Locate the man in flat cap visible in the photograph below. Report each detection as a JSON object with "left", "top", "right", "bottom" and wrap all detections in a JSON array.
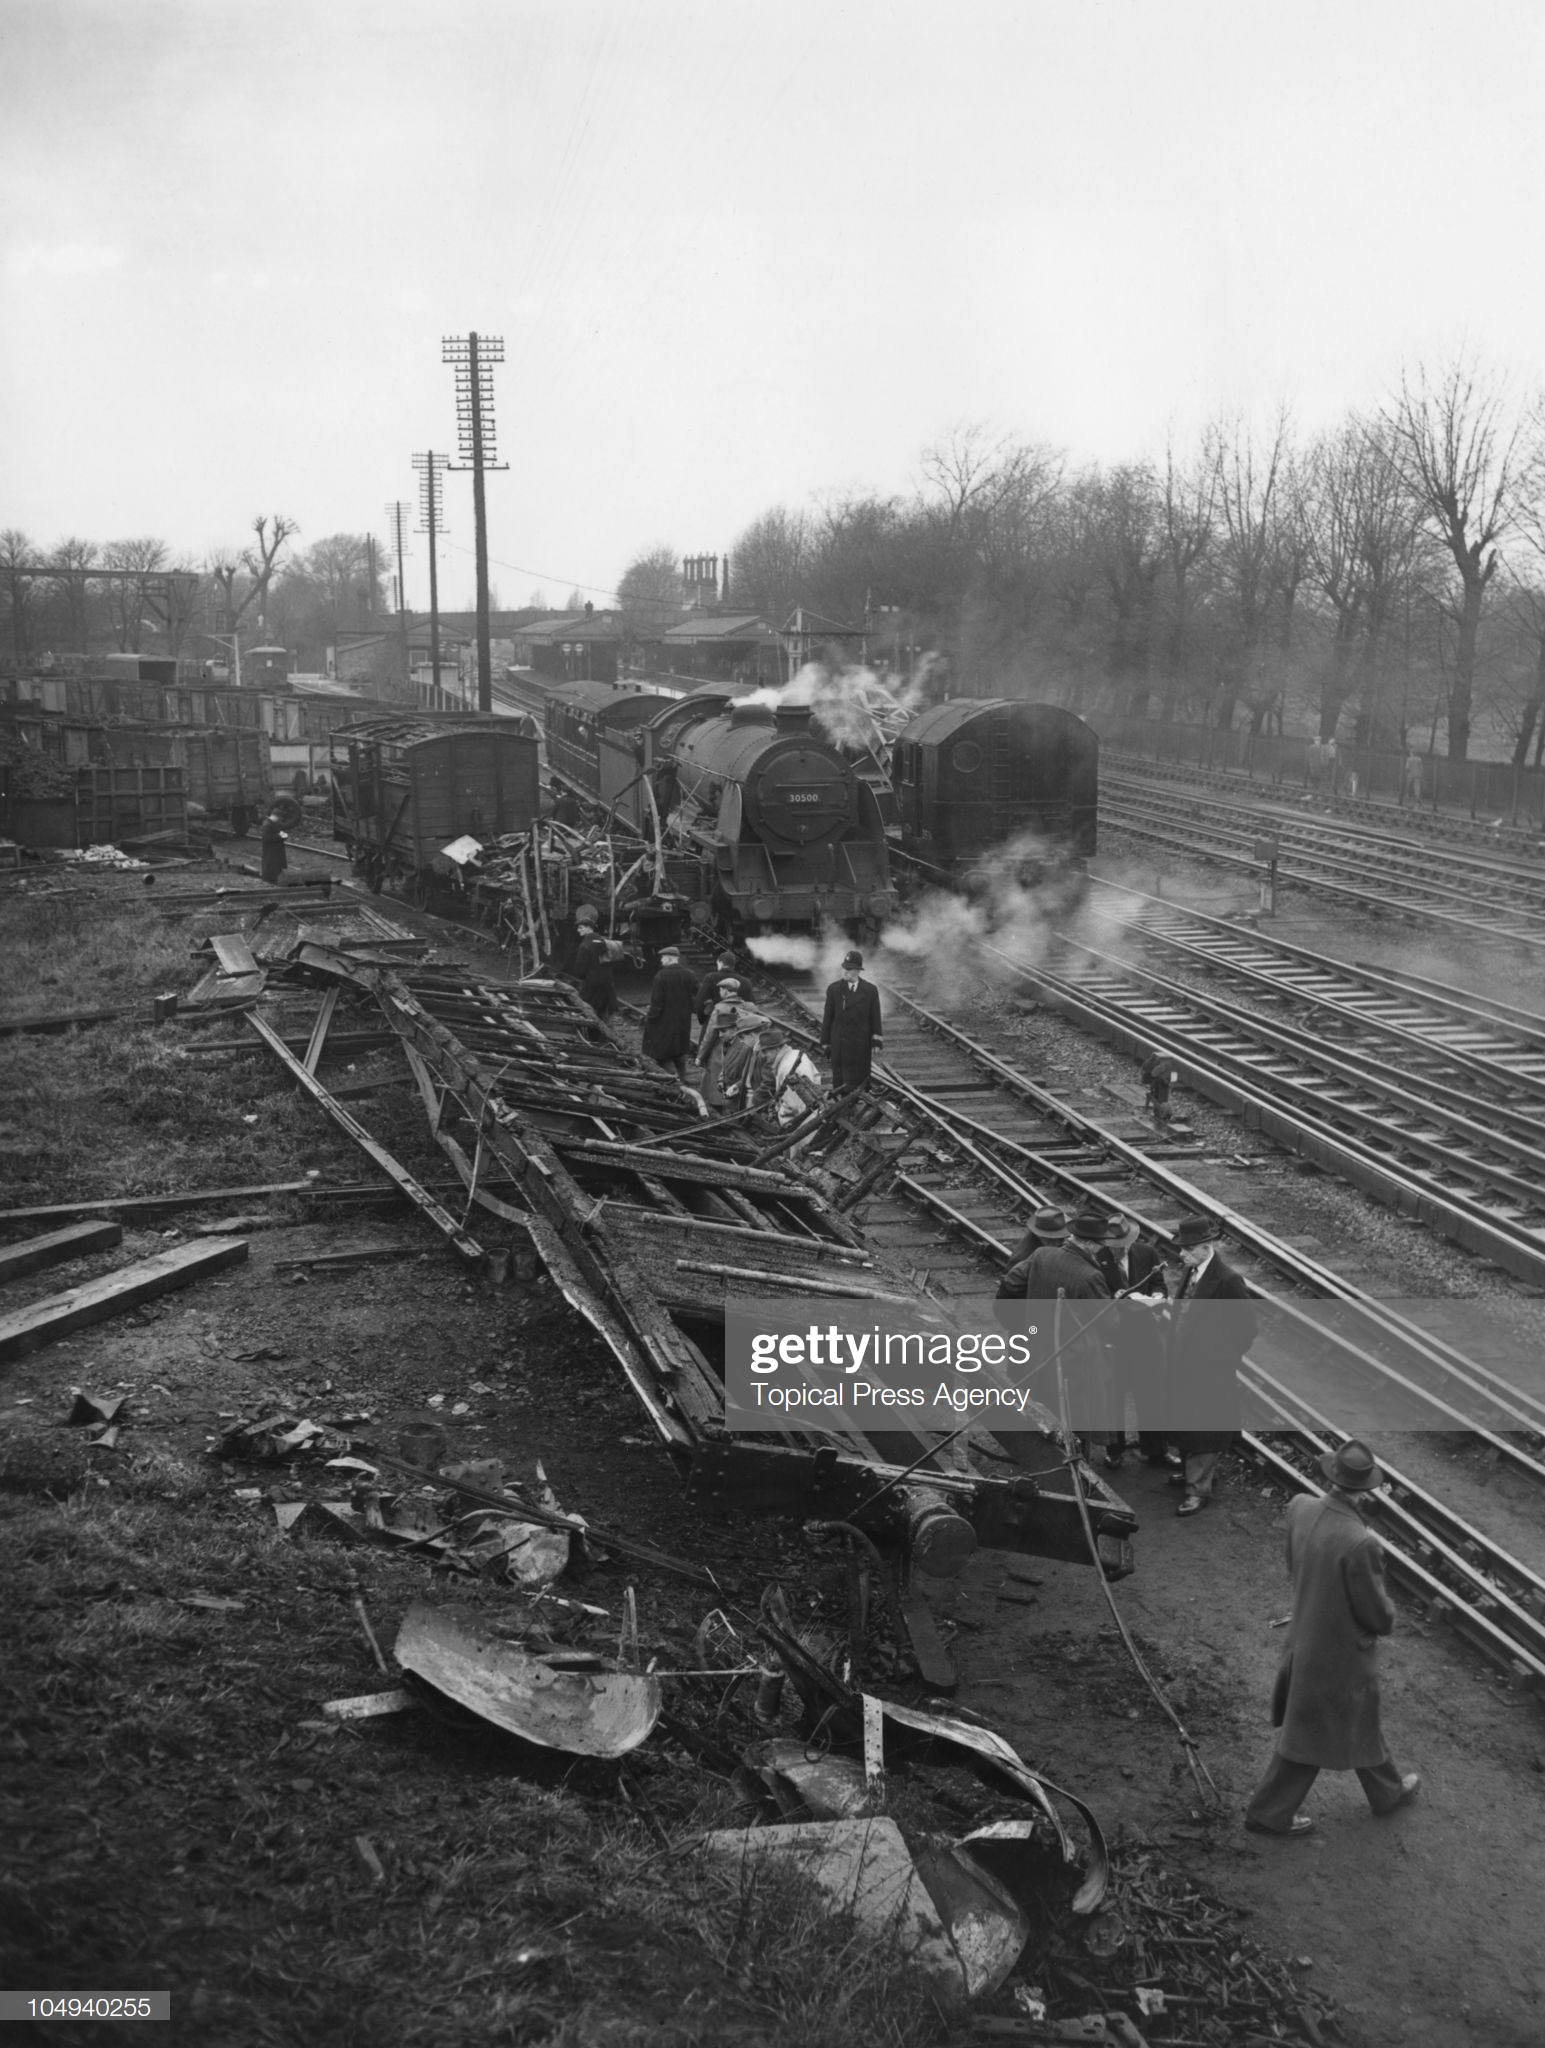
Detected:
[
  {"left": 693, "top": 949, "right": 740, "bottom": 1053},
  {"left": 1244, "top": 1440, "right": 1419, "bottom": 1837},
  {"left": 1167, "top": 1216, "right": 1256, "bottom": 1517},
  {"left": 641, "top": 943, "right": 697, "bottom": 1081},
  {"left": 559, "top": 902, "right": 603, "bottom": 985},
  {"left": 820, "top": 949, "right": 884, "bottom": 1092}
]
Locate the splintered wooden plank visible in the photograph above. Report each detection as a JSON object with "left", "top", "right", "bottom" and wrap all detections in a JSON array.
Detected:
[
  {"left": 245, "top": 1013, "right": 485, "bottom": 1266},
  {"left": 0, "top": 1237, "right": 248, "bottom": 1362},
  {"left": 185, "top": 966, "right": 266, "bottom": 1008},
  {"left": 303, "top": 987, "right": 340, "bottom": 1075},
  {"left": 0, "top": 1219, "right": 123, "bottom": 1287},
  {"left": 0, "top": 1181, "right": 318, "bottom": 1228},
  {"left": 210, "top": 934, "right": 260, "bottom": 976}
]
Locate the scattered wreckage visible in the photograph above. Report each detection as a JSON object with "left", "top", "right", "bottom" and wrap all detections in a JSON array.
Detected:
[{"left": 249, "top": 943, "right": 1137, "bottom": 1614}]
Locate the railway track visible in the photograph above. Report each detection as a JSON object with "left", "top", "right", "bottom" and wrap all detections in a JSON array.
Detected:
[
  {"left": 261, "top": 851, "right": 1545, "bottom": 1705},
  {"left": 1011, "top": 902, "right": 1545, "bottom": 1289},
  {"left": 1101, "top": 773, "right": 1545, "bottom": 948},
  {"left": 726, "top": 951, "right": 1545, "bottom": 1703},
  {"left": 1104, "top": 746, "right": 1545, "bottom": 859}
]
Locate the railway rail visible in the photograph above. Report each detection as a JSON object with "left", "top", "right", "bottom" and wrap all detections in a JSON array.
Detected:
[
  {"left": 240, "top": 845, "right": 1545, "bottom": 1703},
  {"left": 726, "top": 950, "right": 1545, "bottom": 1701},
  {"left": 1013, "top": 912, "right": 1545, "bottom": 1290},
  {"left": 1104, "top": 745, "right": 1545, "bottom": 859},
  {"left": 1101, "top": 772, "right": 1545, "bottom": 949}
]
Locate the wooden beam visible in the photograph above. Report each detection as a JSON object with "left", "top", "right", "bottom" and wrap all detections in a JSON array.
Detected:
[
  {"left": 0, "top": 1180, "right": 320, "bottom": 1227},
  {"left": 245, "top": 1013, "right": 485, "bottom": 1266},
  {"left": 0, "top": 1238, "right": 248, "bottom": 1363},
  {"left": 0, "top": 1220, "right": 123, "bottom": 1287},
  {"left": 179, "top": 1030, "right": 394, "bottom": 1057},
  {"left": 303, "top": 987, "right": 340, "bottom": 1075}
]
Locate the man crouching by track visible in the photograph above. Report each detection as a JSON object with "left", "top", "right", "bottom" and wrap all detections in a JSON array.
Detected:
[
  {"left": 994, "top": 1207, "right": 1115, "bottom": 1459},
  {"left": 1244, "top": 1440, "right": 1420, "bottom": 1837}
]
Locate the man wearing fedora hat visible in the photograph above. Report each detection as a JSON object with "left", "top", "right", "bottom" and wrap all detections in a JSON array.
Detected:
[
  {"left": 1167, "top": 1217, "right": 1255, "bottom": 1516},
  {"left": 820, "top": 950, "right": 884, "bottom": 1092},
  {"left": 1244, "top": 1441, "right": 1419, "bottom": 1836},
  {"left": 1097, "top": 1215, "right": 1171, "bottom": 1469}
]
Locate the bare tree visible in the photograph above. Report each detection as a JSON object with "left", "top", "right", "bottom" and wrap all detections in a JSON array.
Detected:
[
  {"left": 1384, "top": 358, "right": 1529, "bottom": 758},
  {"left": 1089, "top": 464, "right": 1163, "bottom": 715},
  {"left": 100, "top": 537, "right": 168, "bottom": 650},
  {"left": 209, "top": 513, "right": 298, "bottom": 643},
  {"left": 729, "top": 506, "right": 810, "bottom": 618},
  {"left": 1157, "top": 440, "right": 1217, "bottom": 719},
  {"left": 0, "top": 527, "right": 37, "bottom": 662},
  {"left": 44, "top": 536, "right": 97, "bottom": 651},
  {"left": 616, "top": 545, "right": 682, "bottom": 638},
  {"left": 1210, "top": 407, "right": 1293, "bottom": 729}
]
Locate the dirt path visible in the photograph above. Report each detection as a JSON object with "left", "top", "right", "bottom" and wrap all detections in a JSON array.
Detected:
[{"left": 935, "top": 1450, "right": 1545, "bottom": 2047}]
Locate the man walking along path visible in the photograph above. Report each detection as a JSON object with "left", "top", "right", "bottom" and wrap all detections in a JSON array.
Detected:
[
  {"left": 1245, "top": 1440, "right": 1420, "bottom": 1837},
  {"left": 820, "top": 949, "right": 883, "bottom": 1091}
]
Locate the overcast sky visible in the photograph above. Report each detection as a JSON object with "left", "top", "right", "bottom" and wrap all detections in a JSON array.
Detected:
[{"left": 4, "top": 0, "right": 1542, "bottom": 613}]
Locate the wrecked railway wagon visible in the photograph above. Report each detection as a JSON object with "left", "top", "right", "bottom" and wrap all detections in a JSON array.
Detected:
[
  {"left": 295, "top": 943, "right": 1138, "bottom": 1588},
  {"left": 330, "top": 714, "right": 542, "bottom": 895}
]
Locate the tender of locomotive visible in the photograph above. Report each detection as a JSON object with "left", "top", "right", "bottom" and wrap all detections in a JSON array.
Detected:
[
  {"left": 891, "top": 698, "right": 1098, "bottom": 888},
  {"left": 330, "top": 713, "right": 542, "bottom": 895},
  {"left": 662, "top": 698, "right": 896, "bottom": 936}
]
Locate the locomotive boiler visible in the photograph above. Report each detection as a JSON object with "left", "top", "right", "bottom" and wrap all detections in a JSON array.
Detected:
[{"left": 666, "top": 699, "right": 895, "bottom": 935}]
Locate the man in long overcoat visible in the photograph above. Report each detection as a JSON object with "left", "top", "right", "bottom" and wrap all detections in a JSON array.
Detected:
[
  {"left": 640, "top": 944, "right": 696, "bottom": 1080},
  {"left": 1096, "top": 1216, "right": 1170, "bottom": 1469},
  {"left": 996, "top": 1208, "right": 1113, "bottom": 1448},
  {"left": 820, "top": 950, "right": 883, "bottom": 1092},
  {"left": 1245, "top": 1440, "right": 1420, "bottom": 1836},
  {"left": 259, "top": 810, "right": 288, "bottom": 885},
  {"left": 1165, "top": 1216, "right": 1256, "bottom": 1517}
]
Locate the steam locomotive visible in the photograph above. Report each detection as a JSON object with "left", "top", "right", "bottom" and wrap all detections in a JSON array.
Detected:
[
  {"left": 502, "top": 670, "right": 894, "bottom": 937},
  {"left": 498, "top": 665, "right": 1095, "bottom": 937},
  {"left": 665, "top": 698, "right": 896, "bottom": 933}
]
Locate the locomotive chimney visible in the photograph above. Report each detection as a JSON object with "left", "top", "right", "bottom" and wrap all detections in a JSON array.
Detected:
[{"left": 773, "top": 703, "right": 813, "bottom": 729}]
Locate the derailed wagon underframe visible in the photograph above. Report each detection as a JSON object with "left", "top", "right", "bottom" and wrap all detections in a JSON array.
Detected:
[{"left": 298, "top": 946, "right": 1136, "bottom": 1576}]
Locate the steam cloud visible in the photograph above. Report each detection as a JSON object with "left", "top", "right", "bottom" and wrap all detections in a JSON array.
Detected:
[{"left": 742, "top": 658, "right": 938, "bottom": 755}]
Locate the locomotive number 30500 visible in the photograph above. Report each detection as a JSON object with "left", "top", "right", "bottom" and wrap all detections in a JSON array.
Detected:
[{"left": 785, "top": 792, "right": 821, "bottom": 803}]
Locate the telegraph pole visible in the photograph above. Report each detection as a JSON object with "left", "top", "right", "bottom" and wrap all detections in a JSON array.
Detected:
[
  {"left": 442, "top": 331, "right": 507, "bottom": 713},
  {"left": 411, "top": 454, "right": 447, "bottom": 710},
  {"left": 385, "top": 499, "right": 411, "bottom": 698}
]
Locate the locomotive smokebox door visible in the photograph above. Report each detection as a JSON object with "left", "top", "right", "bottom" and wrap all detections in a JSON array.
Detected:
[{"left": 758, "top": 748, "right": 850, "bottom": 846}]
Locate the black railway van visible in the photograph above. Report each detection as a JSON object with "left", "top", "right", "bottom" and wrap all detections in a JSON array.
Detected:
[
  {"left": 543, "top": 680, "right": 677, "bottom": 796},
  {"left": 331, "top": 714, "right": 541, "bottom": 889},
  {"left": 892, "top": 698, "right": 1098, "bottom": 883}
]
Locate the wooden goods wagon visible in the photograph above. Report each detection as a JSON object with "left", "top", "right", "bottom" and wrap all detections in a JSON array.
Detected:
[{"left": 330, "top": 713, "right": 542, "bottom": 895}]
